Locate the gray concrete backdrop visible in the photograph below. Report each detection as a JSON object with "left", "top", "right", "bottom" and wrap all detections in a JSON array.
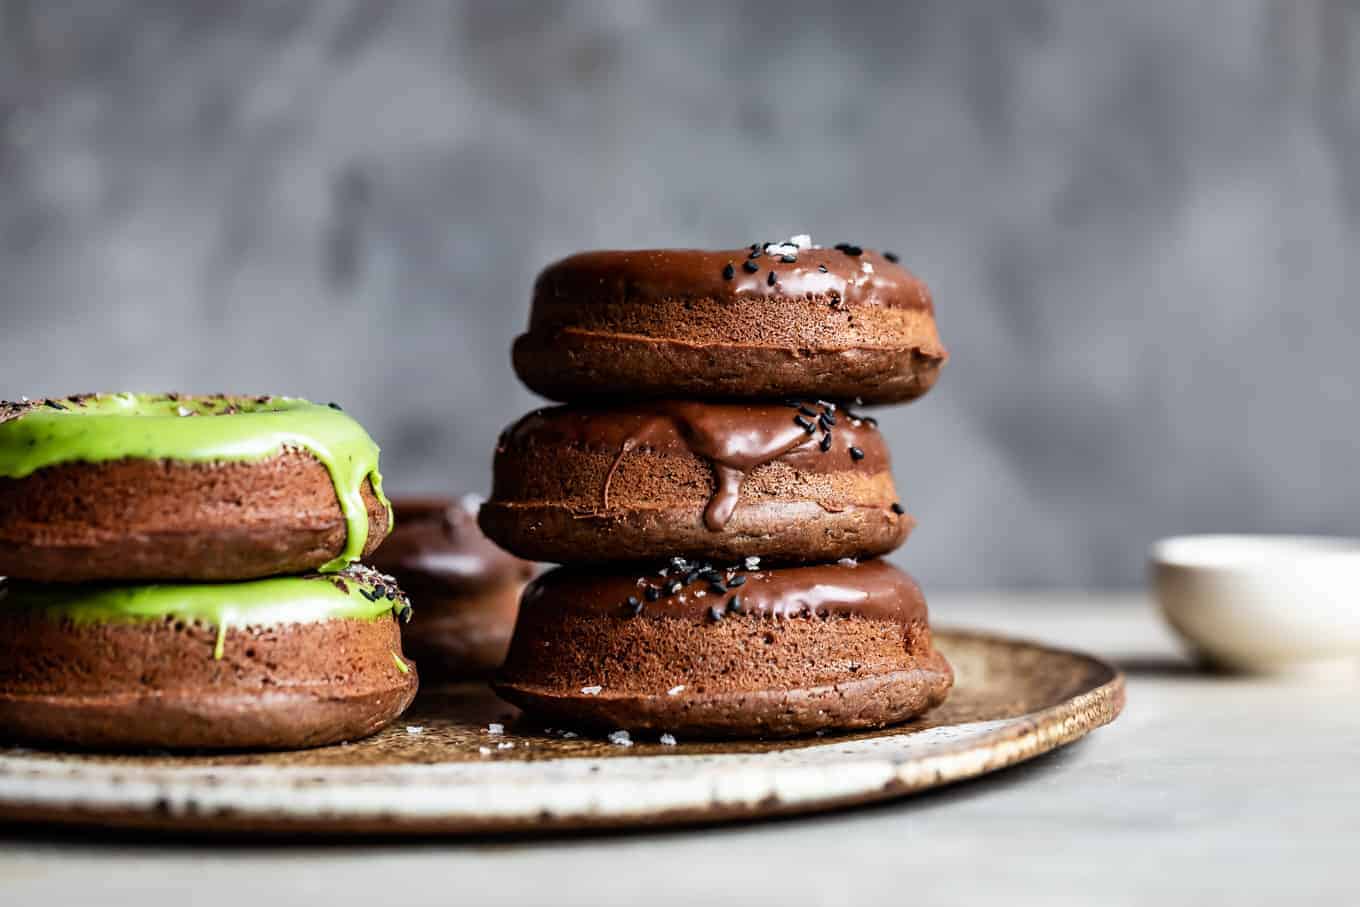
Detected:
[{"left": 1, "top": 1, "right": 1357, "bottom": 589}]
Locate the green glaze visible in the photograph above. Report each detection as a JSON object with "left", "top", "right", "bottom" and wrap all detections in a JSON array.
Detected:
[
  {"left": 0, "top": 571, "right": 409, "bottom": 660},
  {"left": 0, "top": 573, "right": 404, "bottom": 627},
  {"left": 0, "top": 393, "right": 390, "bottom": 572}
]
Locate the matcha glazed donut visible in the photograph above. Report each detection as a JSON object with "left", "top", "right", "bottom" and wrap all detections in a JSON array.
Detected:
[
  {"left": 0, "top": 565, "right": 418, "bottom": 751},
  {"left": 0, "top": 393, "right": 392, "bottom": 583}
]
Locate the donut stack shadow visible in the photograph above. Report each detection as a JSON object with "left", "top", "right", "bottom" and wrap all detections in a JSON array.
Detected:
[
  {"left": 480, "top": 239, "right": 954, "bottom": 738},
  {"left": 0, "top": 394, "right": 418, "bottom": 751}
]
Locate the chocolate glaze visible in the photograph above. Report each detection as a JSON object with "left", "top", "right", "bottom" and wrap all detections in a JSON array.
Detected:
[
  {"left": 531, "top": 247, "right": 932, "bottom": 324},
  {"left": 520, "top": 559, "right": 927, "bottom": 625},
  {"left": 499, "top": 400, "right": 887, "bottom": 531},
  {"left": 370, "top": 496, "right": 534, "bottom": 596}
]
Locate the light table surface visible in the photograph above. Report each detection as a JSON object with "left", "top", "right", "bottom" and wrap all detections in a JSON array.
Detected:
[{"left": 2, "top": 594, "right": 1355, "bottom": 907}]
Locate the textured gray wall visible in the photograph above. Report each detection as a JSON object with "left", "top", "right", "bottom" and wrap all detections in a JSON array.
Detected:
[{"left": 2, "top": 1, "right": 1358, "bottom": 589}]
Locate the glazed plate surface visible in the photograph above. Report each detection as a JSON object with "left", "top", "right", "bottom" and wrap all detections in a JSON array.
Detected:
[{"left": 0, "top": 629, "right": 1123, "bottom": 834}]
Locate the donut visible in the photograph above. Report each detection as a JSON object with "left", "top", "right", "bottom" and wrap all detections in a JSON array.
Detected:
[
  {"left": 369, "top": 496, "right": 537, "bottom": 679},
  {"left": 494, "top": 558, "right": 952, "bottom": 738},
  {"left": 512, "top": 239, "right": 946, "bottom": 404},
  {"left": 479, "top": 399, "right": 910, "bottom": 565},
  {"left": 0, "top": 565, "right": 417, "bottom": 750},
  {"left": 0, "top": 394, "right": 391, "bottom": 583}
]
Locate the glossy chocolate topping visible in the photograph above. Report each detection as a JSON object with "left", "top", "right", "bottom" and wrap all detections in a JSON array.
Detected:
[
  {"left": 521, "top": 558, "right": 927, "bottom": 625},
  {"left": 497, "top": 400, "right": 888, "bottom": 531},
  {"left": 370, "top": 496, "right": 534, "bottom": 595},
  {"left": 530, "top": 244, "right": 932, "bottom": 323}
]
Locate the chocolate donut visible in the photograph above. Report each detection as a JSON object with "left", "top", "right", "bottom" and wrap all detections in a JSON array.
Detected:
[
  {"left": 0, "top": 394, "right": 392, "bottom": 582},
  {"left": 513, "top": 239, "right": 946, "bottom": 404},
  {"left": 479, "top": 399, "right": 910, "bottom": 564},
  {"left": 370, "top": 496, "right": 537, "bottom": 679},
  {"left": 0, "top": 566, "right": 417, "bottom": 751},
  {"left": 495, "top": 558, "right": 952, "bottom": 738}
]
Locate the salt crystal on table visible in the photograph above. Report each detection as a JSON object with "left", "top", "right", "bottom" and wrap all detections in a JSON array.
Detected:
[
  {"left": 405, "top": 725, "right": 425, "bottom": 736},
  {"left": 667, "top": 685, "right": 685, "bottom": 696},
  {"left": 581, "top": 685, "right": 603, "bottom": 695},
  {"left": 487, "top": 722, "right": 504, "bottom": 736},
  {"left": 608, "top": 730, "right": 633, "bottom": 747},
  {"left": 659, "top": 734, "right": 678, "bottom": 746}
]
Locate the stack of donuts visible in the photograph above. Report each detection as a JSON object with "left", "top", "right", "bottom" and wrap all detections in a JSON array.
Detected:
[
  {"left": 481, "top": 237, "right": 954, "bottom": 738},
  {"left": 0, "top": 394, "right": 418, "bottom": 751}
]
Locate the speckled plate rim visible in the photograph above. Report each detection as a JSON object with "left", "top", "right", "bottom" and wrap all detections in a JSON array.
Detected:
[{"left": 0, "top": 629, "right": 1125, "bottom": 836}]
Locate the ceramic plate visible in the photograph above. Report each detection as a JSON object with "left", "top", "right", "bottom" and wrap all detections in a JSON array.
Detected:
[{"left": 0, "top": 629, "right": 1124, "bottom": 835}]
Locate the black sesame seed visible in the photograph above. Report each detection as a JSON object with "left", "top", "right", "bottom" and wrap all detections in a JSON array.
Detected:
[
  {"left": 722, "top": 262, "right": 735, "bottom": 280},
  {"left": 625, "top": 596, "right": 644, "bottom": 616},
  {"left": 727, "top": 596, "right": 743, "bottom": 613},
  {"left": 667, "top": 581, "right": 683, "bottom": 595},
  {"left": 793, "top": 414, "right": 814, "bottom": 432},
  {"left": 749, "top": 243, "right": 759, "bottom": 252},
  {"left": 743, "top": 259, "right": 759, "bottom": 273},
  {"left": 819, "top": 412, "right": 836, "bottom": 428},
  {"left": 767, "top": 271, "right": 777, "bottom": 286},
  {"left": 891, "top": 502, "right": 905, "bottom": 515},
  {"left": 780, "top": 253, "right": 796, "bottom": 263},
  {"left": 797, "top": 404, "right": 817, "bottom": 417},
  {"left": 644, "top": 585, "right": 661, "bottom": 602},
  {"left": 708, "top": 605, "right": 725, "bottom": 622},
  {"left": 818, "top": 264, "right": 828, "bottom": 273},
  {"left": 819, "top": 432, "right": 833, "bottom": 452},
  {"left": 884, "top": 251, "right": 899, "bottom": 262},
  {"left": 817, "top": 400, "right": 837, "bottom": 412},
  {"left": 44, "top": 400, "right": 66, "bottom": 410},
  {"left": 849, "top": 446, "right": 865, "bottom": 461},
  {"left": 708, "top": 582, "right": 726, "bottom": 595}
]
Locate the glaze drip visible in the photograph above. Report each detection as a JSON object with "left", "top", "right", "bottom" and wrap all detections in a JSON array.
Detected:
[{"left": 508, "top": 400, "right": 886, "bottom": 533}]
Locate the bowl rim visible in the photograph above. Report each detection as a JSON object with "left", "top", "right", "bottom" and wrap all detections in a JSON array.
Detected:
[{"left": 1150, "top": 533, "right": 1360, "bottom": 572}]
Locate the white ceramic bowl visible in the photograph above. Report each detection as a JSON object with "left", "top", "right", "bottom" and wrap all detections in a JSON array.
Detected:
[{"left": 1150, "top": 534, "right": 1360, "bottom": 674}]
